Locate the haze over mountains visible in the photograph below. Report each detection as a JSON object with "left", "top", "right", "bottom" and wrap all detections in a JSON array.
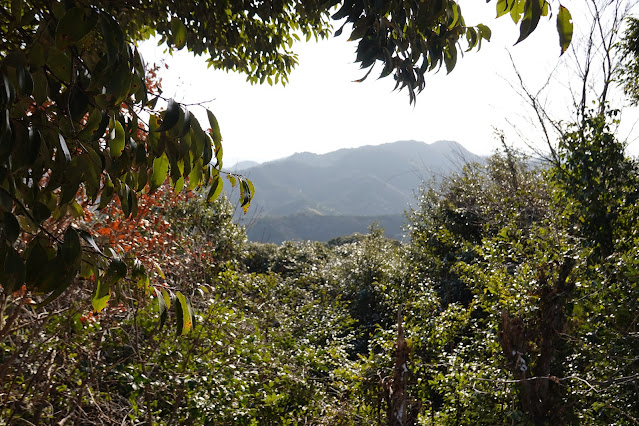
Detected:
[{"left": 229, "top": 140, "right": 482, "bottom": 243}]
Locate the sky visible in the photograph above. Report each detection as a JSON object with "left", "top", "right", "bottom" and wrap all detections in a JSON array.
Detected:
[{"left": 139, "top": 1, "right": 639, "bottom": 166}]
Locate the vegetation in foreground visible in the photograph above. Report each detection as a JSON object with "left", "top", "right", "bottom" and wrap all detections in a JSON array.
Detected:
[{"left": 1, "top": 105, "right": 638, "bottom": 424}]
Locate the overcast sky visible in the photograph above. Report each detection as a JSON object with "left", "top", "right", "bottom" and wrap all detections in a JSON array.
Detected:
[{"left": 139, "top": 0, "right": 639, "bottom": 166}]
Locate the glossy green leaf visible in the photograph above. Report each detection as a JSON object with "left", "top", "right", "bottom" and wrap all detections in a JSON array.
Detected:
[
  {"left": 2, "top": 211, "right": 20, "bottom": 244},
  {"left": 187, "top": 158, "right": 203, "bottom": 190},
  {"left": 58, "top": 133, "right": 71, "bottom": 164},
  {"left": 109, "top": 120, "right": 125, "bottom": 157},
  {"left": 171, "top": 18, "right": 187, "bottom": 50},
  {"left": 175, "top": 291, "right": 193, "bottom": 336},
  {"left": 477, "top": 24, "right": 492, "bottom": 42},
  {"left": 69, "top": 86, "right": 89, "bottom": 121},
  {"left": 27, "top": 126, "right": 42, "bottom": 164},
  {"left": 46, "top": 51, "right": 72, "bottom": 79},
  {"left": 25, "top": 238, "right": 49, "bottom": 288},
  {"left": 61, "top": 227, "right": 82, "bottom": 266},
  {"left": 509, "top": 0, "right": 526, "bottom": 24},
  {"left": 28, "top": 42, "right": 45, "bottom": 68},
  {"left": 91, "top": 111, "right": 109, "bottom": 141},
  {"left": 32, "top": 201, "right": 51, "bottom": 224},
  {"left": 155, "top": 99, "right": 180, "bottom": 132},
  {"left": 239, "top": 177, "right": 255, "bottom": 214},
  {"left": 207, "top": 172, "right": 223, "bottom": 201},
  {"left": 55, "top": 7, "right": 98, "bottom": 50},
  {"left": 150, "top": 153, "right": 170, "bottom": 191},
  {"left": 78, "top": 229, "right": 103, "bottom": 255},
  {"left": 557, "top": 5, "right": 573, "bottom": 55},
  {"left": 515, "top": 0, "right": 542, "bottom": 45},
  {"left": 206, "top": 109, "right": 222, "bottom": 145},
  {"left": 98, "top": 174, "right": 114, "bottom": 210},
  {"left": 92, "top": 257, "right": 127, "bottom": 313},
  {"left": 99, "top": 14, "right": 124, "bottom": 66},
  {"left": 496, "top": 0, "right": 511, "bottom": 18},
  {"left": 107, "top": 61, "right": 133, "bottom": 105},
  {"left": 92, "top": 275, "right": 110, "bottom": 313},
  {"left": 16, "top": 64, "right": 33, "bottom": 96},
  {"left": 31, "top": 69, "right": 48, "bottom": 104}
]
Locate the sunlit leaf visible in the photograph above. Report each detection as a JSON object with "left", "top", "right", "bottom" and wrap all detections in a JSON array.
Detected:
[
  {"left": 171, "top": 18, "right": 187, "bottom": 50},
  {"left": 175, "top": 291, "right": 193, "bottom": 336},
  {"left": 109, "top": 120, "right": 125, "bottom": 157},
  {"left": 557, "top": 5, "right": 573, "bottom": 55},
  {"left": 150, "top": 153, "right": 170, "bottom": 191}
]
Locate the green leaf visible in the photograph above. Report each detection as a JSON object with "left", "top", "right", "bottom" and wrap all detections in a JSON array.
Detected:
[
  {"left": 207, "top": 172, "right": 223, "bottom": 201},
  {"left": 239, "top": 178, "right": 255, "bottom": 214},
  {"left": 509, "top": 0, "right": 526, "bottom": 24},
  {"left": 92, "top": 257, "right": 127, "bottom": 313},
  {"left": 55, "top": 7, "right": 98, "bottom": 50},
  {"left": 515, "top": 0, "right": 542, "bottom": 44},
  {"left": 28, "top": 43, "right": 45, "bottom": 69},
  {"left": 47, "top": 51, "right": 72, "bottom": 79},
  {"left": 109, "top": 120, "right": 125, "bottom": 157},
  {"left": 17, "top": 64, "right": 33, "bottom": 96},
  {"left": 2, "top": 211, "right": 20, "bottom": 244},
  {"left": 496, "top": 0, "right": 511, "bottom": 18},
  {"left": 477, "top": 24, "right": 492, "bottom": 42},
  {"left": 444, "top": 42, "right": 457, "bottom": 74},
  {"left": 32, "top": 201, "right": 51, "bottom": 224},
  {"left": 78, "top": 229, "right": 103, "bottom": 255},
  {"left": 171, "top": 18, "right": 187, "bottom": 50},
  {"left": 150, "top": 153, "right": 170, "bottom": 191},
  {"left": 91, "top": 111, "right": 110, "bottom": 141},
  {"left": 175, "top": 291, "right": 193, "bottom": 336},
  {"left": 206, "top": 109, "right": 222, "bottom": 146},
  {"left": 98, "top": 174, "right": 114, "bottom": 209},
  {"left": 99, "top": 14, "right": 124, "bottom": 66},
  {"left": 31, "top": 69, "right": 48, "bottom": 104},
  {"left": 155, "top": 99, "right": 180, "bottom": 132},
  {"left": 187, "top": 158, "right": 203, "bottom": 190},
  {"left": 155, "top": 287, "right": 169, "bottom": 330},
  {"left": 58, "top": 133, "right": 71, "bottom": 164},
  {"left": 92, "top": 275, "right": 110, "bottom": 313},
  {"left": 2, "top": 245, "right": 25, "bottom": 293},
  {"left": 557, "top": 5, "right": 573, "bottom": 55},
  {"left": 27, "top": 126, "right": 42, "bottom": 164},
  {"left": 61, "top": 227, "right": 82, "bottom": 266},
  {"left": 25, "top": 238, "right": 49, "bottom": 288},
  {"left": 107, "top": 61, "right": 133, "bottom": 105}
]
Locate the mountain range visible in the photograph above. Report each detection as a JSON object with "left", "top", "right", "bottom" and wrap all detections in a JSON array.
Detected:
[{"left": 229, "top": 140, "right": 482, "bottom": 243}]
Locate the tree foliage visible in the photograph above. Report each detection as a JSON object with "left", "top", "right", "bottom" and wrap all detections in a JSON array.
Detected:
[{"left": 0, "top": 1, "right": 258, "bottom": 319}]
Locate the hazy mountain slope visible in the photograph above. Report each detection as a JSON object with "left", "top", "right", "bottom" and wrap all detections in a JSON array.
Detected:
[{"left": 235, "top": 140, "right": 480, "bottom": 217}]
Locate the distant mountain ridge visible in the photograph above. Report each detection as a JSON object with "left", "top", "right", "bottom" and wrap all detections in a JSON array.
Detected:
[{"left": 234, "top": 140, "right": 481, "bottom": 219}]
